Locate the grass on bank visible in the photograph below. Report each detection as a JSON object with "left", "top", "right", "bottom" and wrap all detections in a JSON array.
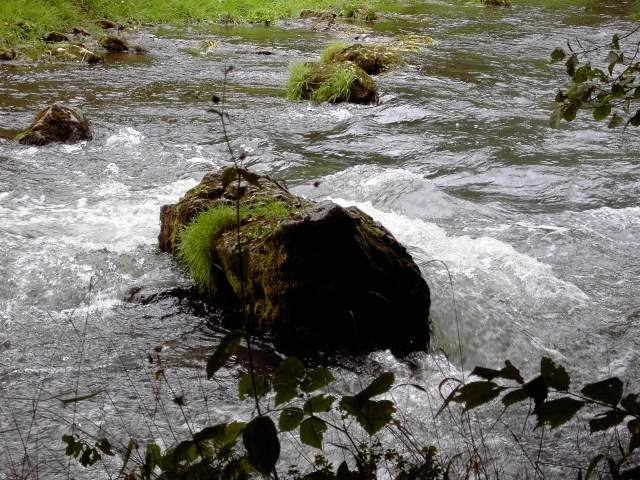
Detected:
[{"left": 0, "top": 0, "right": 377, "bottom": 50}]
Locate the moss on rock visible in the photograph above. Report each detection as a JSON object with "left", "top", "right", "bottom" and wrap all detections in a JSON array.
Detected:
[
  {"left": 286, "top": 61, "right": 378, "bottom": 104},
  {"left": 321, "top": 42, "right": 399, "bottom": 75}
]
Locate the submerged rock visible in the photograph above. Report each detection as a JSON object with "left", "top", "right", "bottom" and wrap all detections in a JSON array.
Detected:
[
  {"left": 287, "top": 61, "right": 378, "bottom": 104},
  {"left": 99, "top": 35, "right": 128, "bottom": 53},
  {"left": 16, "top": 103, "right": 91, "bottom": 146},
  {"left": 159, "top": 168, "right": 430, "bottom": 356},
  {"left": 323, "top": 43, "right": 399, "bottom": 75}
]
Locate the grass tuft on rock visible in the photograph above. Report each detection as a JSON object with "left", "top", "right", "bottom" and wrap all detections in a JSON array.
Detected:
[
  {"left": 321, "top": 42, "right": 400, "bottom": 74},
  {"left": 320, "top": 41, "right": 348, "bottom": 63},
  {"left": 177, "top": 204, "right": 236, "bottom": 293},
  {"left": 287, "top": 61, "right": 377, "bottom": 103}
]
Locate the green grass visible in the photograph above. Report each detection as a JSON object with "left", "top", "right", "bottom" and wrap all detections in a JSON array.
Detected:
[
  {"left": 0, "top": 0, "right": 378, "bottom": 50},
  {"left": 177, "top": 200, "right": 295, "bottom": 292},
  {"left": 320, "top": 41, "right": 348, "bottom": 63},
  {"left": 287, "top": 62, "right": 360, "bottom": 102}
]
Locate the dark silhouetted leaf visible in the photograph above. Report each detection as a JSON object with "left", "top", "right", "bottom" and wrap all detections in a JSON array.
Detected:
[
  {"left": 303, "top": 394, "right": 335, "bottom": 414},
  {"left": 95, "top": 438, "right": 114, "bottom": 456},
  {"left": 143, "top": 443, "right": 162, "bottom": 477},
  {"left": 301, "top": 368, "right": 335, "bottom": 393},
  {"left": 581, "top": 377, "right": 623, "bottom": 406},
  {"left": 524, "top": 376, "right": 548, "bottom": 406},
  {"left": 193, "top": 423, "right": 226, "bottom": 443},
  {"left": 535, "top": 397, "right": 584, "bottom": 429},
  {"left": 472, "top": 360, "right": 523, "bottom": 384},
  {"left": 238, "top": 373, "right": 271, "bottom": 400},
  {"left": 502, "top": 388, "right": 529, "bottom": 408},
  {"left": 273, "top": 357, "right": 305, "bottom": 406},
  {"left": 622, "top": 393, "right": 640, "bottom": 415},
  {"left": 451, "top": 381, "right": 504, "bottom": 411},
  {"left": 551, "top": 47, "right": 566, "bottom": 63},
  {"left": 589, "top": 411, "right": 627, "bottom": 433},
  {"left": 279, "top": 407, "right": 304, "bottom": 432},
  {"left": 300, "top": 417, "right": 327, "bottom": 449},
  {"left": 541, "top": 357, "right": 570, "bottom": 391},
  {"left": 628, "top": 110, "right": 640, "bottom": 127},
  {"left": 340, "top": 396, "right": 396, "bottom": 435},
  {"left": 357, "top": 372, "right": 395, "bottom": 400},
  {"left": 611, "top": 34, "right": 620, "bottom": 50},
  {"left": 628, "top": 418, "right": 640, "bottom": 435},
  {"left": 629, "top": 433, "right": 640, "bottom": 453},
  {"left": 243, "top": 416, "right": 280, "bottom": 474},
  {"left": 337, "top": 461, "right": 358, "bottom": 480},
  {"left": 585, "top": 454, "right": 604, "bottom": 480},
  {"left": 207, "top": 330, "right": 243, "bottom": 379},
  {"left": 174, "top": 440, "right": 197, "bottom": 463}
]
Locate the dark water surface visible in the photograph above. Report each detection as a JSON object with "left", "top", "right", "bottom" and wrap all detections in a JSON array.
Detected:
[{"left": 1, "top": 1, "right": 639, "bottom": 478}]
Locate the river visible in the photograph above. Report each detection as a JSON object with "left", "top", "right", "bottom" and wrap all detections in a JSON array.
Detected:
[{"left": 1, "top": 1, "right": 639, "bottom": 478}]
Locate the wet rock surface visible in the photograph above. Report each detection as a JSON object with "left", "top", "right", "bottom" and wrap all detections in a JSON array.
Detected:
[{"left": 16, "top": 103, "right": 92, "bottom": 146}]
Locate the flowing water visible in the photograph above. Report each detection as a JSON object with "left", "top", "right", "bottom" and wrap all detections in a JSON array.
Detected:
[{"left": 1, "top": 1, "right": 639, "bottom": 478}]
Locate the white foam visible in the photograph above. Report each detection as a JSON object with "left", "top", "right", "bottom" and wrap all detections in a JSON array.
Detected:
[{"left": 105, "top": 127, "right": 144, "bottom": 148}]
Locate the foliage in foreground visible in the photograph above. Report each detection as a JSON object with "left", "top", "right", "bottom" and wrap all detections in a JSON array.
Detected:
[{"left": 549, "top": 25, "right": 640, "bottom": 129}]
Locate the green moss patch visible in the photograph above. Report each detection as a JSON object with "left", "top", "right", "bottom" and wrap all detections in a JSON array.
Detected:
[
  {"left": 321, "top": 42, "right": 399, "bottom": 74},
  {"left": 286, "top": 61, "right": 377, "bottom": 103}
]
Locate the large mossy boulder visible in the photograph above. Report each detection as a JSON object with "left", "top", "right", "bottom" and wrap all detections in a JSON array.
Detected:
[
  {"left": 16, "top": 103, "right": 91, "bottom": 146},
  {"left": 322, "top": 43, "right": 399, "bottom": 75},
  {"left": 287, "top": 61, "right": 378, "bottom": 104},
  {"left": 159, "top": 168, "right": 430, "bottom": 356}
]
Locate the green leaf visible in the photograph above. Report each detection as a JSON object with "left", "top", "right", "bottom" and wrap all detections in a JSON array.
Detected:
[
  {"left": 472, "top": 360, "right": 524, "bottom": 384},
  {"left": 562, "top": 102, "right": 578, "bottom": 122},
  {"left": 550, "top": 106, "right": 563, "bottom": 128},
  {"left": 589, "top": 411, "right": 627, "bottom": 433},
  {"left": 119, "top": 439, "right": 138, "bottom": 477},
  {"left": 502, "top": 388, "right": 529, "bottom": 408},
  {"left": 551, "top": 47, "right": 566, "bottom": 64},
  {"left": 566, "top": 53, "right": 579, "bottom": 77},
  {"left": 339, "top": 396, "right": 396, "bottom": 435},
  {"left": 608, "top": 113, "right": 624, "bottom": 128},
  {"left": 301, "top": 368, "right": 335, "bottom": 393},
  {"left": 193, "top": 423, "right": 227, "bottom": 443},
  {"left": 573, "top": 64, "right": 591, "bottom": 84},
  {"left": 451, "top": 381, "right": 504, "bottom": 411},
  {"left": 304, "top": 394, "right": 335, "bottom": 414},
  {"left": 238, "top": 373, "right": 271, "bottom": 400},
  {"left": 581, "top": 377, "right": 623, "bottom": 406},
  {"left": 143, "top": 443, "right": 162, "bottom": 477},
  {"left": 62, "top": 434, "right": 82, "bottom": 458},
  {"left": 535, "top": 397, "right": 585, "bottom": 429},
  {"left": 243, "top": 416, "right": 280, "bottom": 475},
  {"left": 300, "top": 417, "right": 327, "bottom": 449},
  {"left": 174, "top": 440, "right": 197, "bottom": 463},
  {"left": 357, "top": 372, "right": 395, "bottom": 400},
  {"left": 279, "top": 407, "right": 304, "bottom": 432},
  {"left": 611, "top": 34, "right": 620, "bottom": 50},
  {"left": 593, "top": 103, "right": 612, "bottom": 121},
  {"left": 541, "top": 357, "right": 570, "bottom": 391},
  {"left": 273, "top": 357, "right": 305, "bottom": 406},
  {"left": 585, "top": 454, "right": 604, "bottom": 480},
  {"left": 207, "top": 330, "right": 243, "bottom": 379}
]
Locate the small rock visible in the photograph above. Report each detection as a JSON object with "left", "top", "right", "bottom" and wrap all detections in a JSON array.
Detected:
[
  {"left": 0, "top": 49, "right": 16, "bottom": 61},
  {"left": 16, "top": 103, "right": 92, "bottom": 146},
  {"left": 97, "top": 19, "right": 118, "bottom": 29},
  {"left": 99, "top": 35, "right": 128, "bottom": 53},
  {"left": 131, "top": 45, "right": 148, "bottom": 55},
  {"left": 256, "top": 50, "right": 274, "bottom": 55},
  {"left": 43, "top": 32, "right": 69, "bottom": 43},
  {"left": 70, "top": 27, "right": 91, "bottom": 36}
]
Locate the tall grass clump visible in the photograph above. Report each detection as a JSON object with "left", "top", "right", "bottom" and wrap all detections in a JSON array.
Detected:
[
  {"left": 287, "top": 62, "right": 360, "bottom": 102},
  {"left": 319, "top": 41, "right": 348, "bottom": 63},
  {"left": 311, "top": 64, "right": 357, "bottom": 102},
  {"left": 177, "top": 204, "right": 236, "bottom": 292}
]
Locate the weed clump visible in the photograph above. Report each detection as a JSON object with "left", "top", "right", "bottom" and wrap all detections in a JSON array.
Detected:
[
  {"left": 177, "top": 204, "right": 236, "bottom": 293},
  {"left": 286, "top": 61, "right": 377, "bottom": 104}
]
